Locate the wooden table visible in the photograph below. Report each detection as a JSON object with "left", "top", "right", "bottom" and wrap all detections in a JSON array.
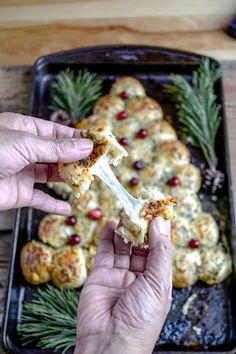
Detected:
[
  {"left": 0, "top": 0, "right": 236, "bottom": 64},
  {"left": 0, "top": 63, "right": 236, "bottom": 353}
]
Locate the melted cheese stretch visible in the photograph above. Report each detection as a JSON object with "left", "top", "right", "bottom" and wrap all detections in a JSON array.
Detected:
[{"left": 91, "top": 155, "right": 164, "bottom": 228}]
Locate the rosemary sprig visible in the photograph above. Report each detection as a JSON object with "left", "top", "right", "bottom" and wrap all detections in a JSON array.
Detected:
[
  {"left": 165, "top": 59, "right": 223, "bottom": 172},
  {"left": 50, "top": 68, "right": 102, "bottom": 125},
  {"left": 18, "top": 285, "right": 79, "bottom": 353}
]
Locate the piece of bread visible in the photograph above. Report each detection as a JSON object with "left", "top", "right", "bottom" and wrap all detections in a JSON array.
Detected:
[
  {"left": 51, "top": 246, "right": 87, "bottom": 289},
  {"left": 126, "top": 96, "right": 163, "bottom": 122},
  {"left": 59, "top": 128, "right": 128, "bottom": 198},
  {"left": 20, "top": 241, "right": 53, "bottom": 285},
  {"left": 116, "top": 188, "right": 176, "bottom": 247},
  {"left": 156, "top": 140, "right": 190, "bottom": 167},
  {"left": 171, "top": 218, "right": 195, "bottom": 247},
  {"left": 39, "top": 214, "right": 75, "bottom": 248},
  {"left": 172, "top": 192, "right": 202, "bottom": 221},
  {"left": 76, "top": 114, "right": 112, "bottom": 130},
  {"left": 93, "top": 95, "right": 125, "bottom": 119},
  {"left": 165, "top": 164, "right": 201, "bottom": 194},
  {"left": 172, "top": 248, "right": 201, "bottom": 288},
  {"left": 199, "top": 247, "right": 232, "bottom": 285},
  {"left": 147, "top": 120, "right": 177, "bottom": 144},
  {"left": 193, "top": 212, "right": 219, "bottom": 247},
  {"left": 110, "top": 76, "right": 146, "bottom": 98}
]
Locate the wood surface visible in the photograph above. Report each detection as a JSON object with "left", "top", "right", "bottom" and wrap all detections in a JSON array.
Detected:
[
  {"left": 0, "top": 0, "right": 236, "bottom": 65},
  {"left": 0, "top": 63, "right": 235, "bottom": 353}
]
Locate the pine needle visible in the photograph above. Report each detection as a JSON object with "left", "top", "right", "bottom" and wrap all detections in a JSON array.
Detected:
[
  {"left": 50, "top": 68, "right": 102, "bottom": 125},
  {"left": 165, "top": 59, "right": 223, "bottom": 171},
  {"left": 18, "top": 284, "right": 79, "bottom": 353}
]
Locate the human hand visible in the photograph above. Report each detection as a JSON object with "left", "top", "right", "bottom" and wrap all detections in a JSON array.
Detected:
[
  {"left": 0, "top": 112, "right": 93, "bottom": 215},
  {"left": 75, "top": 217, "right": 172, "bottom": 354}
]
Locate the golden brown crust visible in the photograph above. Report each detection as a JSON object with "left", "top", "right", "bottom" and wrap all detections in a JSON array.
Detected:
[
  {"left": 110, "top": 76, "right": 146, "bottom": 97},
  {"left": 20, "top": 241, "right": 53, "bottom": 285},
  {"left": 142, "top": 196, "right": 176, "bottom": 222},
  {"left": 51, "top": 246, "right": 87, "bottom": 289},
  {"left": 156, "top": 140, "right": 190, "bottom": 167},
  {"left": 126, "top": 96, "right": 163, "bottom": 122},
  {"left": 39, "top": 214, "right": 74, "bottom": 248},
  {"left": 93, "top": 95, "right": 125, "bottom": 118}
]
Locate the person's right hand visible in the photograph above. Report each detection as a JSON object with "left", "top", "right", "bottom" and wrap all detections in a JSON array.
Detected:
[
  {"left": 75, "top": 217, "right": 172, "bottom": 354},
  {"left": 0, "top": 112, "right": 93, "bottom": 215}
]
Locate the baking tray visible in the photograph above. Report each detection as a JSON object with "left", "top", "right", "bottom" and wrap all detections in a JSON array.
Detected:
[{"left": 2, "top": 45, "right": 236, "bottom": 353}]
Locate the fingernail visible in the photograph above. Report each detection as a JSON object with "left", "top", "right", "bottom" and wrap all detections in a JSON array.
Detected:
[
  {"left": 75, "top": 138, "right": 93, "bottom": 150},
  {"left": 154, "top": 216, "right": 170, "bottom": 237}
]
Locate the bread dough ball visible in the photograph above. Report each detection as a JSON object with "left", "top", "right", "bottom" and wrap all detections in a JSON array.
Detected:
[
  {"left": 76, "top": 114, "right": 111, "bottom": 130},
  {"left": 156, "top": 141, "right": 190, "bottom": 167},
  {"left": 125, "top": 139, "right": 154, "bottom": 164},
  {"left": 172, "top": 248, "right": 201, "bottom": 288},
  {"left": 73, "top": 215, "right": 98, "bottom": 247},
  {"left": 39, "top": 214, "right": 74, "bottom": 248},
  {"left": 126, "top": 97, "right": 163, "bottom": 122},
  {"left": 51, "top": 246, "right": 87, "bottom": 289},
  {"left": 93, "top": 95, "right": 125, "bottom": 119},
  {"left": 194, "top": 212, "right": 219, "bottom": 247},
  {"left": 115, "top": 117, "right": 141, "bottom": 139},
  {"left": 172, "top": 192, "right": 202, "bottom": 221},
  {"left": 71, "top": 189, "right": 99, "bottom": 214},
  {"left": 199, "top": 247, "right": 232, "bottom": 285},
  {"left": 166, "top": 164, "right": 201, "bottom": 193},
  {"left": 110, "top": 77, "right": 145, "bottom": 98},
  {"left": 147, "top": 120, "right": 177, "bottom": 145},
  {"left": 171, "top": 218, "right": 195, "bottom": 247},
  {"left": 20, "top": 241, "right": 53, "bottom": 285}
]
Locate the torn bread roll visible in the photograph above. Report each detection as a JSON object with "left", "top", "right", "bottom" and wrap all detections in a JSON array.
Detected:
[
  {"left": 59, "top": 128, "right": 128, "bottom": 197},
  {"left": 116, "top": 189, "right": 176, "bottom": 247}
]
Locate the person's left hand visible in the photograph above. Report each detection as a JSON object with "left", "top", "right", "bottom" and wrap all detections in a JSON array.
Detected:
[{"left": 0, "top": 112, "right": 93, "bottom": 215}]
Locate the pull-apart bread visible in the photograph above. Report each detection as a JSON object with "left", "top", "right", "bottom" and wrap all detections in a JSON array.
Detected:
[
  {"left": 59, "top": 127, "right": 176, "bottom": 247},
  {"left": 21, "top": 75, "right": 232, "bottom": 289}
]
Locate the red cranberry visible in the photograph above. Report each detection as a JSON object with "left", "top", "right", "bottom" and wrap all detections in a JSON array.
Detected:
[
  {"left": 120, "top": 91, "right": 129, "bottom": 99},
  {"left": 137, "top": 129, "right": 148, "bottom": 139},
  {"left": 129, "top": 177, "right": 139, "bottom": 187},
  {"left": 65, "top": 215, "right": 77, "bottom": 226},
  {"left": 88, "top": 208, "right": 103, "bottom": 221},
  {"left": 117, "top": 111, "right": 128, "bottom": 120},
  {"left": 134, "top": 160, "right": 144, "bottom": 170},
  {"left": 189, "top": 239, "right": 200, "bottom": 249},
  {"left": 69, "top": 234, "right": 81, "bottom": 246},
  {"left": 119, "top": 137, "right": 128, "bottom": 146},
  {"left": 168, "top": 177, "right": 181, "bottom": 187}
]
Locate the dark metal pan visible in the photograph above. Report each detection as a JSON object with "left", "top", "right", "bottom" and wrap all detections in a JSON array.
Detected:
[{"left": 2, "top": 45, "right": 236, "bottom": 353}]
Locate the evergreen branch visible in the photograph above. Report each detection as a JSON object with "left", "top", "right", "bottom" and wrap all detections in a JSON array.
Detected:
[
  {"left": 50, "top": 68, "right": 102, "bottom": 125},
  {"left": 165, "top": 59, "right": 223, "bottom": 171},
  {"left": 18, "top": 284, "right": 79, "bottom": 353}
]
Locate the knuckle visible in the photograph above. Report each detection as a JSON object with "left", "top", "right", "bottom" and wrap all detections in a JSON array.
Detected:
[
  {"left": 158, "top": 238, "right": 172, "bottom": 256},
  {"left": 55, "top": 139, "right": 72, "bottom": 155}
]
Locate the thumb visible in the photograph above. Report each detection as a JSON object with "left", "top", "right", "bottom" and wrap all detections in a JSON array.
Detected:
[
  {"left": 144, "top": 217, "right": 172, "bottom": 298},
  {"left": 23, "top": 135, "right": 93, "bottom": 164}
]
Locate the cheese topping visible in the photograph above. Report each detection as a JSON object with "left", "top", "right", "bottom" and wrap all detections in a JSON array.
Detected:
[{"left": 91, "top": 154, "right": 146, "bottom": 226}]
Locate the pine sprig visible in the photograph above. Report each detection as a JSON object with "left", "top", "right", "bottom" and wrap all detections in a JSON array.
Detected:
[
  {"left": 18, "top": 285, "right": 79, "bottom": 353},
  {"left": 50, "top": 68, "right": 102, "bottom": 125},
  {"left": 165, "top": 59, "right": 223, "bottom": 172}
]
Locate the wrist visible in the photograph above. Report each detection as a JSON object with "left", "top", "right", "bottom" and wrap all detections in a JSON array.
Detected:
[{"left": 74, "top": 334, "right": 153, "bottom": 354}]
